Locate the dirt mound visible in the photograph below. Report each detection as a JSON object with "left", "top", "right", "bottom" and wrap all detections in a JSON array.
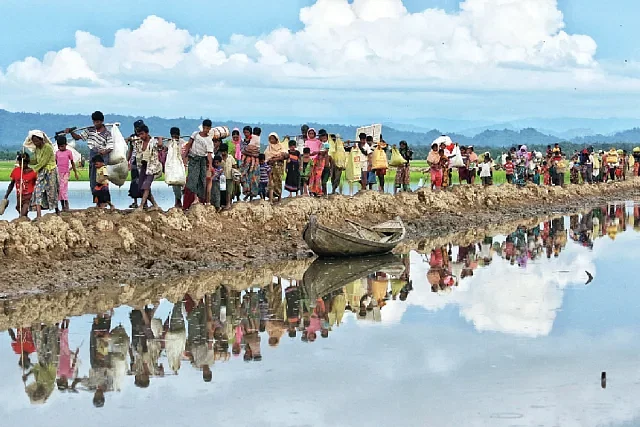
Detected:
[{"left": 0, "top": 179, "right": 638, "bottom": 298}]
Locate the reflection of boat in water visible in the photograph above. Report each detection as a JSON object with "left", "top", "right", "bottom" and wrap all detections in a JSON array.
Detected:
[
  {"left": 302, "top": 254, "right": 405, "bottom": 300},
  {"left": 303, "top": 215, "right": 406, "bottom": 258}
]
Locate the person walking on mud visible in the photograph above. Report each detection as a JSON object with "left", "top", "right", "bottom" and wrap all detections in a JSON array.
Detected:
[
  {"left": 68, "top": 111, "right": 113, "bottom": 192},
  {"left": 182, "top": 120, "right": 214, "bottom": 209}
]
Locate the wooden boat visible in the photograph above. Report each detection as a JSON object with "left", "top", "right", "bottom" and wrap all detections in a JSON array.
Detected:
[
  {"left": 302, "top": 254, "right": 405, "bottom": 300},
  {"left": 303, "top": 215, "right": 406, "bottom": 258}
]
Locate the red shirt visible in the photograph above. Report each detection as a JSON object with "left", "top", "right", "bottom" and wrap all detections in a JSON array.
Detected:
[
  {"left": 11, "top": 328, "right": 36, "bottom": 355},
  {"left": 504, "top": 162, "right": 514, "bottom": 175},
  {"left": 10, "top": 167, "right": 37, "bottom": 196}
]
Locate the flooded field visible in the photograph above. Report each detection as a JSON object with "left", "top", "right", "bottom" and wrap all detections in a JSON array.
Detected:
[{"left": 1, "top": 202, "right": 639, "bottom": 426}]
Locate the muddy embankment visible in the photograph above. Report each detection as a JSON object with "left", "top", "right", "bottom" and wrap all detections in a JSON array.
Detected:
[
  {"left": 0, "top": 209, "right": 588, "bottom": 330},
  {"left": 0, "top": 179, "right": 639, "bottom": 303}
]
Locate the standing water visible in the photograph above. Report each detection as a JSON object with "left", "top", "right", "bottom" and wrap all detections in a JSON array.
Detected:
[{"left": 0, "top": 202, "right": 639, "bottom": 426}]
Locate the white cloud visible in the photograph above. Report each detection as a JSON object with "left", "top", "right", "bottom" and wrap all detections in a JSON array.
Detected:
[
  {"left": 1, "top": 0, "right": 639, "bottom": 119},
  {"left": 391, "top": 242, "right": 596, "bottom": 337}
]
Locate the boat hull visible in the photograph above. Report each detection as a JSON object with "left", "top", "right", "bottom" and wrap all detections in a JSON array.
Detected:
[{"left": 302, "top": 216, "right": 405, "bottom": 258}]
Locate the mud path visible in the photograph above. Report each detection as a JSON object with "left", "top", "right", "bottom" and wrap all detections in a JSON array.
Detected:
[{"left": 0, "top": 179, "right": 638, "bottom": 303}]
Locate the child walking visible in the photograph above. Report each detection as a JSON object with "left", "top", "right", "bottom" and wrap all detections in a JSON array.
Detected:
[
  {"left": 92, "top": 155, "right": 114, "bottom": 209},
  {"left": 479, "top": 154, "right": 493, "bottom": 187},
  {"left": 210, "top": 155, "right": 223, "bottom": 211},
  {"left": 258, "top": 153, "right": 271, "bottom": 200},
  {"left": 2, "top": 153, "right": 37, "bottom": 218},
  {"left": 55, "top": 136, "right": 79, "bottom": 212},
  {"left": 300, "top": 147, "right": 312, "bottom": 196}
]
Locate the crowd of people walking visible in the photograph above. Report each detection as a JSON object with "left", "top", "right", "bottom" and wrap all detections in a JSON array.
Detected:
[{"left": 2, "top": 111, "right": 639, "bottom": 219}]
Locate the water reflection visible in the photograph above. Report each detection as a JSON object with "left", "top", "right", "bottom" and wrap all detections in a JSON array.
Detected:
[{"left": 1, "top": 203, "right": 639, "bottom": 424}]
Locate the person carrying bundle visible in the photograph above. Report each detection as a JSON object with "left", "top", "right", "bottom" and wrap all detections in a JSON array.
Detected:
[{"left": 68, "top": 111, "right": 113, "bottom": 192}]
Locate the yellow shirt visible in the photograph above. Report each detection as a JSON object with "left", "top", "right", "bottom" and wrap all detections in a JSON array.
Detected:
[{"left": 97, "top": 166, "right": 110, "bottom": 185}]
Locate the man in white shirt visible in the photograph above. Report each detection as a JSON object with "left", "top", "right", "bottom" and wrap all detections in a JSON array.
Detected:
[{"left": 182, "top": 119, "right": 214, "bottom": 208}]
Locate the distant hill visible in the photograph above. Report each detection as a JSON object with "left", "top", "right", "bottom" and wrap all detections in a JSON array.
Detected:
[{"left": 1, "top": 109, "right": 640, "bottom": 152}]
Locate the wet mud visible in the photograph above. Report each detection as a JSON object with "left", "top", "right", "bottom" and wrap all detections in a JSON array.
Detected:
[{"left": 0, "top": 179, "right": 639, "bottom": 302}]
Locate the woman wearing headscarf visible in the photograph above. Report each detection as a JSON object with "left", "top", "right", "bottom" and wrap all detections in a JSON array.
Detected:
[
  {"left": 265, "top": 132, "right": 288, "bottom": 202},
  {"left": 306, "top": 129, "right": 328, "bottom": 196},
  {"left": 232, "top": 128, "right": 242, "bottom": 165},
  {"left": 26, "top": 131, "right": 60, "bottom": 219},
  {"left": 240, "top": 126, "right": 260, "bottom": 200},
  {"left": 427, "top": 143, "right": 442, "bottom": 191}
]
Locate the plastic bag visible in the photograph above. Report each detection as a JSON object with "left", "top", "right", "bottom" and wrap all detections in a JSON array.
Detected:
[
  {"left": 164, "top": 141, "right": 186, "bottom": 186},
  {"left": 330, "top": 137, "right": 347, "bottom": 169},
  {"left": 451, "top": 145, "right": 464, "bottom": 168},
  {"left": 389, "top": 147, "right": 406, "bottom": 167},
  {"left": 109, "top": 124, "right": 127, "bottom": 165},
  {"left": 106, "top": 161, "right": 129, "bottom": 187},
  {"left": 372, "top": 147, "right": 388, "bottom": 170},
  {"left": 220, "top": 174, "right": 227, "bottom": 191},
  {"left": 346, "top": 150, "right": 362, "bottom": 182}
]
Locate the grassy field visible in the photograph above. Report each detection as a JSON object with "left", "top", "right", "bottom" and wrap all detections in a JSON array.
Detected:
[{"left": 0, "top": 160, "right": 567, "bottom": 185}]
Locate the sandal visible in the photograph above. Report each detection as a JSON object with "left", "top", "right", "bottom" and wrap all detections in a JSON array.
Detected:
[{"left": 129, "top": 202, "right": 138, "bottom": 209}]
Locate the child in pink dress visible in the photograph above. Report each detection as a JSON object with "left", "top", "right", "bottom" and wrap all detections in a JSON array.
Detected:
[
  {"left": 56, "top": 319, "right": 79, "bottom": 391},
  {"left": 55, "top": 136, "right": 79, "bottom": 212}
]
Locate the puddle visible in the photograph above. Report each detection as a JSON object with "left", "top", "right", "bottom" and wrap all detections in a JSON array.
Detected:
[{"left": 0, "top": 202, "right": 639, "bottom": 426}]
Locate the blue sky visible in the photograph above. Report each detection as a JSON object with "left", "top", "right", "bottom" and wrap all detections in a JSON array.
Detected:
[{"left": 1, "top": 0, "right": 639, "bottom": 125}]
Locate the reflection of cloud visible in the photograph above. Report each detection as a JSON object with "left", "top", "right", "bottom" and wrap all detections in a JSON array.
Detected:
[{"left": 402, "top": 245, "right": 596, "bottom": 337}]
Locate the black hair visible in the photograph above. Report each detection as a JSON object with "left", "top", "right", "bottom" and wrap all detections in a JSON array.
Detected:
[
  {"left": 91, "top": 111, "right": 105, "bottom": 121},
  {"left": 92, "top": 154, "right": 105, "bottom": 164},
  {"left": 303, "top": 147, "right": 311, "bottom": 154},
  {"left": 258, "top": 153, "right": 266, "bottom": 161},
  {"left": 399, "top": 140, "right": 407, "bottom": 146},
  {"left": 55, "top": 135, "right": 67, "bottom": 145},
  {"left": 219, "top": 143, "right": 228, "bottom": 153},
  {"left": 18, "top": 152, "right": 31, "bottom": 163},
  {"left": 288, "top": 139, "right": 296, "bottom": 147},
  {"left": 138, "top": 125, "right": 150, "bottom": 134},
  {"left": 92, "top": 391, "right": 105, "bottom": 408},
  {"left": 301, "top": 124, "right": 309, "bottom": 133},
  {"left": 134, "top": 119, "right": 145, "bottom": 130},
  {"left": 242, "top": 126, "right": 252, "bottom": 134},
  {"left": 202, "top": 119, "right": 212, "bottom": 128},
  {"left": 359, "top": 133, "right": 367, "bottom": 139},
  {"left": 213, "top": 155, "right": 222, "bottom": 162},
  {"left": 318, "top": 129, "right": 328, "bottom": 137},
  {"left": 170, "top": 127, "right": 180, "bottom": 136},
  {"left": 253, "top": 127, "right": 262, "bottom": 136},
  {"left": 232, "top": 129, "right": 240, "bottom": 136},
  {"left": 366, "top": 136, "right": 373, "bottom": 142}
]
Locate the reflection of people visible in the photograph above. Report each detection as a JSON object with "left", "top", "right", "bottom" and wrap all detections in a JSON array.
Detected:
[
  {"left": 130, "top": 305, "right": 163, "bottom": 387},
  {"left": 8, "top": 327, "right": 36, "bottom": 369},
  {"left": 23, "top": 324, "right": 59, "bottom": 404},
  {"left": 164, "top": 301, "right": 187, "bottom": 375},
  {"left": 56, "top": 319, "right": 79, "bottom": 391},
  {"left": 185, "top": 295, "right": 214, "bottom": 381}
]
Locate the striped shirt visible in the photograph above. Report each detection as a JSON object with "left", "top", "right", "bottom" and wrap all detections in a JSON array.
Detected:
[
  {"left": 79, "top": 126, "right": 114, "bottom": 151},
  {"left": 504, "top": 162, "right": 514, "bottom": 175},
  {"left": 259, "top": 163, "right": 271, "bottom": 183}
]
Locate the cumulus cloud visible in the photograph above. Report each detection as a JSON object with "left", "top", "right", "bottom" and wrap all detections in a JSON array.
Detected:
[{"left": 1, "top": 0, "right": 638, "bottom": 118}]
